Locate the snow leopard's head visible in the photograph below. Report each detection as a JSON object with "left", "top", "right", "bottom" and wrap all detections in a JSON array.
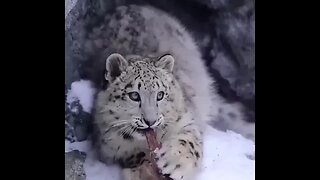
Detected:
[{"left": 95, "top": 53, "right": 184, "bottom": 140}]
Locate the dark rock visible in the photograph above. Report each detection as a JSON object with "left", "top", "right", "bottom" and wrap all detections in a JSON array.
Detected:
[
  {"left": 65, "top": 150, "right": 87, "bottom": 180},
  {"left": 65, "top": 91, "right": 93, "bottom": 142}
]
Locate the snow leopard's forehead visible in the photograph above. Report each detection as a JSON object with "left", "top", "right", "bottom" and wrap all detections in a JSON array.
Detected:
[
  {"left": 125, "top": 55, "right": 156, "bottom": 65},
  {"left": 121, "top": 61, "right": 170, "bottom": 92}
]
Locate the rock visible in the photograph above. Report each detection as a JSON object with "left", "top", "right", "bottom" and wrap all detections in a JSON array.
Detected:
[
  {"left": 65, "top": 150, "right": 86, "bottom": 180},
  {"left": 65, "top": 96, "right": 92, "bottom": 142},
  {"left": 215, "top": 0, "right": 255, "bottom": 99}
]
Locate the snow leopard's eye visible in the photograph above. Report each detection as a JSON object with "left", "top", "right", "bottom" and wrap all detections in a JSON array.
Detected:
[
  {"left": 157, "top": 91, "right": 165, "bottom": 101},
  {"left": 128, "top": 92, "right": 140, "bottom": 101}
]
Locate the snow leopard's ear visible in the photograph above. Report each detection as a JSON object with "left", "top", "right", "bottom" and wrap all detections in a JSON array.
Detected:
[
  {"left": 154, "top": 54, "right": 174, "bottom": 72},
  {"left": 105, "top": 53, "right": 128, "bottom": 82}
]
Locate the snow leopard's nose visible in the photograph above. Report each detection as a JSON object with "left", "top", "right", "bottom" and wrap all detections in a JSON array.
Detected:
[{"left": 143, "top": 118, "right": 156, "bottom": 127}]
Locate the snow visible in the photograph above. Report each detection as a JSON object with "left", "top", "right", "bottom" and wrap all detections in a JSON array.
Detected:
[
  {"left": 66, "top": 126, "right": 255, "bottom": 180},
  {"left": 197, "top": 127, "right": 255, "bottom": 180},
  {"left": 65, "top": 140, "right": 122, "bottom": 180},
  {"left": 65, "top": 0, "right": 78, "bottom": 19},
  {"left": 65, "top": 140, "right": 91, "bottom": 153},
  {"left": 84, "top": 153, "right": 122, "bottom": 180},
  {"left": 66, "top": 80, "right": 96, "bottom": 113}
]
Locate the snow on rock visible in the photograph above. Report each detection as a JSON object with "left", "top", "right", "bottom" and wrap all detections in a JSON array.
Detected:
[
  {"left": 66, "top": 80, "right": 96, "bottom": 113},
  {"left": 65, "top": 140, "right": 91, "bottom": 153},
  {"left": 65, "top": 0, "right": 78, "bottom": 19}
]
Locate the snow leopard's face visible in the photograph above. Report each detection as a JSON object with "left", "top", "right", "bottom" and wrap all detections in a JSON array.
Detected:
[{"left": 96, "top": 53, "right": 182, "bottom": 140}]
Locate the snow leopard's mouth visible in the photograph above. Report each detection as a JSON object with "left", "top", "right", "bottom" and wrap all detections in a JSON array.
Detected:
[{"left": 136, "top": 127, "right": 154, "bottom": 134}]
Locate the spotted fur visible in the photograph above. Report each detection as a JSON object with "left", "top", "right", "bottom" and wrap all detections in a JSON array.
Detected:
[{"left": 93, "top": 5, "right": 254, "bottom": 180}]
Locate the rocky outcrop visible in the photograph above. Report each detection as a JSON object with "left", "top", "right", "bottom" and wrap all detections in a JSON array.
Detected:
[{"left": 65, "top": 150, "right": 86, "bottom": 180}]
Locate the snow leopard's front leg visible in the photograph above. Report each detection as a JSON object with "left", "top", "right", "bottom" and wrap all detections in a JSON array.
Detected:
[{"left": 156, "top": 122, "right": 203, "bottom": 180}]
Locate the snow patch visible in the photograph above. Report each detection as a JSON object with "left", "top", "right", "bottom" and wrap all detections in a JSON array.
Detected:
[{"left": 66, "top": 80, "right": 96, "bottom": 113}]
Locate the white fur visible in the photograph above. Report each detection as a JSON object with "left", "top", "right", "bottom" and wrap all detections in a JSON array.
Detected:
[{"left": 93, "top": 5, "right": 255, "bottom": 180}]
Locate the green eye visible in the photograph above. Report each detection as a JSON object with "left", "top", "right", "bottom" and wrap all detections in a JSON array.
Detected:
[
  {"left": 157, "top": 91, "right": 164, "bottom": 101},
  {"left": 128, "top": 92, "right": 140, "bottom": 101}
]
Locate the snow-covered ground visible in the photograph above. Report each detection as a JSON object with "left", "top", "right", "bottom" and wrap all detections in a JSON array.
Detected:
[
  {"left": 65, "top": 80, "right": 255, "bottom": 180},
  {"left": 66, "top": 126, "right": 255, "bottom": 180}
]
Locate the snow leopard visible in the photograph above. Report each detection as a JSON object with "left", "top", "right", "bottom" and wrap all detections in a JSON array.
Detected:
[{"left": 92, "top": 5, "right": 255, "bottom": 180}]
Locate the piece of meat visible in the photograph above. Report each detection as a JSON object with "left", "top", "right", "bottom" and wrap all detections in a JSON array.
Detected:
[
  {"left": 145, "top": 128, "right": 162, "bottom": 152},
  {"left": 143, "top": 129, "right": 171, "bottom": 180}
]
